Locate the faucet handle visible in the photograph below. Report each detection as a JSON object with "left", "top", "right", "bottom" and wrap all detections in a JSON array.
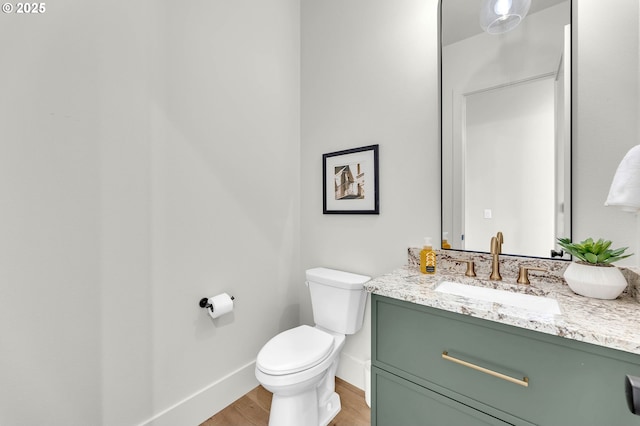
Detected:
[
  {"left": 464, "top": 261, "right": 476, "bottom": 277},
  {"left": 517, "top": 266, "right": 547, "bottom": 285},
  {"left": 453, "top": 259, "right": 476, "bottom": 277}
]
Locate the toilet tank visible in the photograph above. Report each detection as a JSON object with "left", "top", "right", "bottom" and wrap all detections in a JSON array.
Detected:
[{"left": 305, "top": 267, "right": 370, "bottom": 334}]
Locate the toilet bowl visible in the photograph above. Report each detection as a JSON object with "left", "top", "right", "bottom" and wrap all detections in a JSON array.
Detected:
[
  {"left": 256, "top": 326, "right": 346, "bottom": 426},
  {"left": 255, "top": 268, "right": 370, "bottom": 426}
]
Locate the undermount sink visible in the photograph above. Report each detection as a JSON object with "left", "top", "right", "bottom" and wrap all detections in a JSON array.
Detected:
[{"left": 435, "top": 280, "right": 561, "bottom": 315}]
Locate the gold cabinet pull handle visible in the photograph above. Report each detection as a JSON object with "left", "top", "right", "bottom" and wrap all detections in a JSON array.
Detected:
[{"left": 442, "top": 351, "right": 529, "bottom": 387}]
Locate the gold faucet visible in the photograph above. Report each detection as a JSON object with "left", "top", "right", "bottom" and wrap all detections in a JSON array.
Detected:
[{"left": 490, "top": 231, "right": 503, "bottom": 281}]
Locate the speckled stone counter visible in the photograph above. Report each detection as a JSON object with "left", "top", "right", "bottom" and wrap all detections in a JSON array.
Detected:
[{"left": 365, "top": 249, "right": 640, "bottom": 356}]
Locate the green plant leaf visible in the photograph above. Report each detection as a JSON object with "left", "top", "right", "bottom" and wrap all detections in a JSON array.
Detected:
[
  {"left": 575, "top": 253, "right": 588, "bottom": 262},
  {"left": 584, "top": 252, "right": 598, "bottom": 263},
  {"left": 609, "top": 247, "right": 629, "bottom": 256},
  {"left": 607, "top": 253, "right": 634, "bottom": 264},
  {"left": 593, "top": 239, "right": 605, "bottom": 255}
]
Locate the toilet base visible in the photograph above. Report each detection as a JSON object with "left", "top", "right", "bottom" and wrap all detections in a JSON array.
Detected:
[
  {"left": 268, "top": 386, "right": 316, "bottom": 426},
  {"left": 267, "top": 388, "right": 341, "bottom": 426},
  {"left": 318, "top": 392, "right": 341, "bottom": 426}
]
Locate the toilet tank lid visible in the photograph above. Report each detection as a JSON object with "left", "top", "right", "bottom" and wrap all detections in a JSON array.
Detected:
[{"left": 305, "top": 267, "right": 371, "bottom": 290}]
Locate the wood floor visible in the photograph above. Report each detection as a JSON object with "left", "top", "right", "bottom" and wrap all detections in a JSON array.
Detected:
[{"left": 200, "top": 378, "right": 370, "bottom": 426}]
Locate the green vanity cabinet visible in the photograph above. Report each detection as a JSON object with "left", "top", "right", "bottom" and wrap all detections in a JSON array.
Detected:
[{"left": 371, "top": 294, "right": 640, "bottom": 426}]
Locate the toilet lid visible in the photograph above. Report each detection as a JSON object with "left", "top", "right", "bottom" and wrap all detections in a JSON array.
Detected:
[{"left": 257, "top": 325, "right": 334, "bottom": 375}]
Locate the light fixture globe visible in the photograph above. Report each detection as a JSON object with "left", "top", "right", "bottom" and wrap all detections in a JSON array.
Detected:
[{"left": 480, "top": 0, "right": 531, "bottom": 34}]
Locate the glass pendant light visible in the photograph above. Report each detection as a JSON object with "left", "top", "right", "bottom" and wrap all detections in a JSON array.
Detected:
[{"left": 480, "top": 0, "right": 531, "bottom": 34}]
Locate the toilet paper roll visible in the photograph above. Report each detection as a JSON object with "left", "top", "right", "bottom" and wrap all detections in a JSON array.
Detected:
[{"left": 207, "top": 293, "right": 234, "bottom": 319}]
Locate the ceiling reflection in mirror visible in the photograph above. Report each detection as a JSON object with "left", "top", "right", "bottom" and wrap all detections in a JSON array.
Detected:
[{"left": 441, "top": 0, "right": 571, "bottom": 259}]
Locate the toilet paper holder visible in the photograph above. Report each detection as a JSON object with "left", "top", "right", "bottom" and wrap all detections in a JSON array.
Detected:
[{"left": 199, "top": 295, "right": 235, "bottom": 312}]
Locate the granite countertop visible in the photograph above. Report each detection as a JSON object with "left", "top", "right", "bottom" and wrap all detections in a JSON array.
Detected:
[{"left": 365, "top": 263, "right": 640, "bottom": 356}]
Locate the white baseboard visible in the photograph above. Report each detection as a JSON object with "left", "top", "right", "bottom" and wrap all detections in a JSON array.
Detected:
[
  {"left": 336, "top": 351, "right": 367, "bottom": 391},
  {"left": 137, "top": 353, "right": 367, "bottom": 426},
  {"left": 137, "top": 360, "right": 258, "bottom": 426}
]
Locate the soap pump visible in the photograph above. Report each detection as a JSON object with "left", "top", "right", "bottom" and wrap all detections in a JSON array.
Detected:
[{"left": 420, "top": 237, "right": 436, "bottom": 275}]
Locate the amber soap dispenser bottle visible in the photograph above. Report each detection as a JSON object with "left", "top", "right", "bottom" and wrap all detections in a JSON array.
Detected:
[{"left": 420, "top": 237, "right": 436, "bottom": 274}]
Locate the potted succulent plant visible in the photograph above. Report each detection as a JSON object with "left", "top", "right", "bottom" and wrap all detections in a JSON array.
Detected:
[{"left": 557, "top": 237, "right": 633, "bottom": 299}]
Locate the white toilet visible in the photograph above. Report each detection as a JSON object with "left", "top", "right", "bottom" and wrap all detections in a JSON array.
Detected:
[{"left": 255, "top": 267, "right": 370, "bottom": 426}]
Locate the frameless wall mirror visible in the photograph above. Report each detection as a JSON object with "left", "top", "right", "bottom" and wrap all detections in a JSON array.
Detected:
[{"left": 441, "top": 0, "right": 572, "bottom": 259}]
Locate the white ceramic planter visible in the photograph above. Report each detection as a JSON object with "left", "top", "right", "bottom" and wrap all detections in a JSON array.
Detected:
[{"left": 563, "top": 262, "right": 628, "bottom": 300}]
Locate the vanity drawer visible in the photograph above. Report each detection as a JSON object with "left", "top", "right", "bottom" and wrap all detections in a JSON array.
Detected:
[
  {"left": 372, "top": 295, "right": 640, "bottom": 425},
  {"left": 372, "top": 365, "right": 524, "bottom": 426}
]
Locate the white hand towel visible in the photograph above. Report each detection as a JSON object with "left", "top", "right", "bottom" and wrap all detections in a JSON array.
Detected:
[{"left": 605, "top": 145, "right": 640, "bottom": 212}]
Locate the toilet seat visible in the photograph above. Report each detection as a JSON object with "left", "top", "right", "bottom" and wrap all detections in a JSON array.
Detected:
[{"left": 257, "top": 325, "right": 334, "bottom": 376}]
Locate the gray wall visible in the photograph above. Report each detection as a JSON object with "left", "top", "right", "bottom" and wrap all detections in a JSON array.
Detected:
[{"left": 0, "top": 1, "right": 300, "bottom": 425}]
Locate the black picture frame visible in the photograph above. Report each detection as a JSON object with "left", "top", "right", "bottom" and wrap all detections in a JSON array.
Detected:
[{"left": 323, "top": 144, "right": 379, "bottom": 214}]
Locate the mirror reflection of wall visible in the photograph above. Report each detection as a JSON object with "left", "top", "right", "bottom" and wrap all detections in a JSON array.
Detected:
[
  {"left": 441, "top": 0, "right": 571, "bottom": 258},
  {"left": 465, "top": 77, "right": 555, "bottom": 257}
]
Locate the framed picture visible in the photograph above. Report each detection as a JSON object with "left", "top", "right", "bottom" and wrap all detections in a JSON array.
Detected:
[{"left": 323, "top": 144, "right": 379, "bottom": 214}]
